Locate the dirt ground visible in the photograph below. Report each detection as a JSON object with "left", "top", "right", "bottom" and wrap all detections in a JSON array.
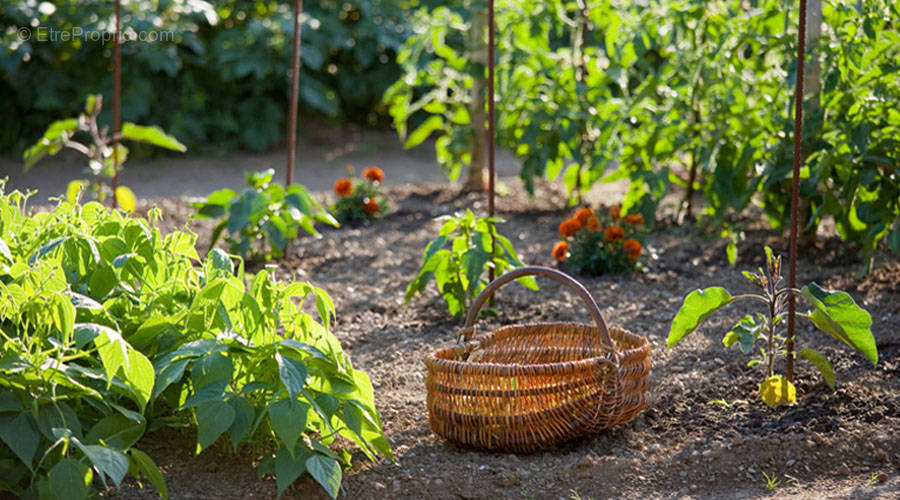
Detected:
[{"left": 4, "top": 139, "right": 897, "bottom": 499}]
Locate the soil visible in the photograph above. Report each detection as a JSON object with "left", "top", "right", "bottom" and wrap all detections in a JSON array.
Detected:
[{"left": 5, "top": 140, "right": 897, "bottom": 499}]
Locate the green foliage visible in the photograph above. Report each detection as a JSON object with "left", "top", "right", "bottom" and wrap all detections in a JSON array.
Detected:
[
  {"left": 388, "top": 0, "right": 899, "bottom": 269},
  {"left": 405, "top": 210, "right": 537, "bottom": 317},
  {"left": 191, "top": 169, "right": 338, "bottom": 261},
  {"left": 330, "top": 167, "right": 389, "bottom": 225},
  {"left": 2, "top": 0, "right": 408, "bottom": 154},
  {"left": 0, "top": 183, "right": 389, "bottom": 498},
  {"left": 667, "top": 246, "right": 877, "bottom": 403},
  {"left": 23, "top": 94, "right": 185, "bottom": 211}
]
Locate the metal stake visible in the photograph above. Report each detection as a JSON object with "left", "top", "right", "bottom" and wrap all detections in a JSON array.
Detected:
[
  {"left": 487, "top": 0, "right": 496, "bottom": 287},
  {"left": 111, "top": 0, "right": 122, "bottom": 208}
]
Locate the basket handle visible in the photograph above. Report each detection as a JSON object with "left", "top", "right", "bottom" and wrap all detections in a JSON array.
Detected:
[{"left": 458, "top": 266, "right": 613, "bottom": 348}]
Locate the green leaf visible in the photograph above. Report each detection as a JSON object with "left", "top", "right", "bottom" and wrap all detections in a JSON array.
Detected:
[
  {"left": 0, "top": 412, "right": 40, "bottom": 471},
  {"left": 196, "top": 400, "right": 235, "bottom": 453},
  {"left": 123, "top": 349, "right": 154, "bottom": 409},
  {"left": 305, "top": 455, "right": 341, "bottom": 499},
  {"left": 82, "top": 324, "right": 128, "bottom": 385},
  {"left": 191, "top": 353, "right": 233, "bottom": 390},
  {"left": 129, "top": 449, "right": 168, "bottom": 500},
  {"left": 85, "top": 414, "right": 145, "bottom": 451},
  {"left": 75, "top": 441, "right": 130, "bottom": 488},
  {"left": 722, "top": 315, "right": 761, "bottom": 354},
  {"left": 153, "top": 358, "right": 189, "bottom": 400},
  {"left": 209, "top": 248, "right": 234, "bottom": 274},
  {"left": 667, "top": 287, "right": 733, "bottom": 348},
  {"left": 797, "top": 348, "right": 835, "bottom": 390},
  {"left": 227, "top": 397, "right": 256, "bottom": 452},
  {"left": 268, "top": 400, "right": 309, "bottom": 455},
  {"left": 404, "top": 115, "right": 443, "bottom": 149},
  {"left": 274, "top": 445, "right": 311, "bottom": 496},
  {"left": 66, "top": 180, "right": 86, "bottom": 204},
  {"left": 121, "top": 123, "right": 187, "bottom": 152},
  {"left": 276, "top": 353, "right": 308, "bottom": 401},
  {"left": 801, "top": 283, "right": 877, "bottom": 365},
  {"left": 48, "top": 459, "right": 92, "bottom": 500}
]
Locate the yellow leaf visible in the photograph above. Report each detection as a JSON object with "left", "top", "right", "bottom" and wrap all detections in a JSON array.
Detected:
[
  {"left": 66, "top": 180, "right": 86, "bottom": 204},
  {"left": 115, "top": 186, "right": 137, "bottom": 213},
  {"left": 758, "top": 375, "right": 796, "bottom": 408}
]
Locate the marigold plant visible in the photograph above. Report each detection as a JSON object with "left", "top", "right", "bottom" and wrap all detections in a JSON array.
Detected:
[
  {"left": 552, "top": 205, "right": 648, "bottom": 275},
  {"left": 331, "top": 165, "right": 388, "bottom": 224}
]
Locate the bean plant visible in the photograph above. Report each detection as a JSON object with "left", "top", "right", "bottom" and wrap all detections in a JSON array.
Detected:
[
  {"left": 406, "top": 210, "right": 537, "bottom": 318},
  {"left": 23, "top": 94, "right": 186, "bottom": 211},
  {"left": 0, "top": 183, "right": 389, "bottom": 499},
  {"left": 667, "top": 247, "right": 877, "bottom": 407}
]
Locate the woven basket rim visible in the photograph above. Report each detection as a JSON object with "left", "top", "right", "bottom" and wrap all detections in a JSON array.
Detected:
[{"left": 425, "top": 322, "right": 648, "bottom": 375}]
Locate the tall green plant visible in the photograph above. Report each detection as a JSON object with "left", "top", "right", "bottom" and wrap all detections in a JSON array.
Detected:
[{"left": 0, "top": 184, "right": 389, "bottom": 499}]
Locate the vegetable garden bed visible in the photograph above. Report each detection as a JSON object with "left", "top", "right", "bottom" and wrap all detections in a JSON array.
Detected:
[{"left": 108, "top": 181, "right": 898, "bottom": 499}]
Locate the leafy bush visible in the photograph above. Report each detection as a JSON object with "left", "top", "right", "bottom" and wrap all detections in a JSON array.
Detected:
[
  {"left": 0, "top": 183, "right": 389, "bottom": 498},
  {"left": 331, "top": 166, "right": 389, "bottom": 224},
  {"left": 667, "top": 247, "right": 877, "bottom": 407},
  {"left": 191, "top": 169, "right": 337, "bottom": 261},
  {"left": 387, "top": 0, "right": 899, "bottom": 269},
  {"left": 1, "top": 0, "right": 407, "bottom": 154},
  {"left": 23, "top": 94, "right": 186, "bottom": 211},
  {"left": 406, "top": 210, "right": 537, "bottom": 318},
  {"left": 553, "top": 205, "right": 646, "bottom": 275}
]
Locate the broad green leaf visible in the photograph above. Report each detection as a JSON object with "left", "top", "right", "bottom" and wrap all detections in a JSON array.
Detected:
[
  {"left": 758, "top": 375, "right": 796, "bottom": 408},
  {"left": 0, "top": 412, "right": 40, "bottom": 471},
  {"left": 404, "top": 115, "right": 443, "bottom": 149},
  {"left": 801, "top": 283, "right": 877, "bottom": 365},
  {"left": 48, "top": 459, "right": 92, "bottom": 500},
  {"left": 209, "top": 248, "right": 234, "bottom": 274},
  {"left": 129, "top": 449, "right": 168, "bottom": 500},
  {"left": 153, "top": 358, "right": 189, "bottom": 399},
  {"left": 798, "top": 348, "right": 835, "bottom": 390},
  {"left": 123, "top": 349, "right": 154, "bottom": 409},
  {"left": 276, "top": 352, "right": 308, "bottom": 400},
  {"left": 305, "top": 455, "right": 341, "bottom": 499},
  {"left": 667, "top": 287, "right": 733, "bottom": 348},
  {"left": 274, "top": 445, "right": 311, "bottom": 496},
  {"left": 82, "top": 324, "right": 128, "bottom": 385},
  {"left": 121, "top": 123, "right": 187, "bottom": 152},
  {"left": 196, "top": 400, "right": 235, "bottom": 453},
  {"left": 191, "top": 353, "right": 233, "bottom": 390},
  {"left": 75, "top": 441, "right": 129, "bottom": 488},
  {"left": 268, "top": 399, "right": 309, "bottom": 455},
  {"left": 115, "top": 186, "right": 137, "bottom": 213},
  {"left": 85, "top": 414, "right": 145, "bottom": 451},
  {"left": 227, "top": 397, "right": 256, "bottom": 452}
]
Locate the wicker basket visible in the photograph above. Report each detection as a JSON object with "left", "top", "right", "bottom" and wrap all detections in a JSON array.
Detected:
[{"left": 425, "top": 266, "right": 651, "bottom": 452}]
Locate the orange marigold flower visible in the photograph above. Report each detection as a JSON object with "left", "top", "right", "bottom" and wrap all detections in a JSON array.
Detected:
[
  {"left": 609, "top": 205, "right": 621, "bottom": 221},
  {"left": 363, "top": 166, "right": 384, "bottom": 183},
  {"left": 625, "top": 214, "right": 645, "bottom": 225},
  {"left": 623, "top": 238, "right": 642, "bottom": 260},
  {"left": 334, "top": 178, "right": 353, "bottom": 197},
  {"left": 346, "top": 164, "right": 355, "bottom": 174},
  {"left": 574, "top": 207, "right": 594, "bottom": 226},
  {"left": 604, "top": 225, "right": 625, "bottom": 242},
  {"left": 558, "top": 219, "right": 582, "bottom": 238},
  {"left": 552, "top": 241, "right": 569, "bottom": 261},
  {"left": 586, "top": 215, "right": 602, "bottom": 232},
  {"left": 362, "top": 198, "right": 380, "bottom": 215}
]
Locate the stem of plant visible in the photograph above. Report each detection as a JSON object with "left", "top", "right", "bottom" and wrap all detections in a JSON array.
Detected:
[{"left": 767, "top": 296, "right": 776, "bottom": 377}]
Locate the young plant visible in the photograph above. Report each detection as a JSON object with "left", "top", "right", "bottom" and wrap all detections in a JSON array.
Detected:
[
  {"left": 667, "top": 247, "right": 878, "bottom": 407},
  {"left": 552, "top": 205, "right": 647, "bottom": 275},
  {"left": 23, "top": 94, "right": 186, "bottom": 211},
  {"left": 331, "top": 166, "right": 388, "bottom": 224},
  {"left": 191, "top": 169, "right": 338, "bottom": 261},
  {"left": 406, "top": 210, "right": 537, "bottom": 318}
]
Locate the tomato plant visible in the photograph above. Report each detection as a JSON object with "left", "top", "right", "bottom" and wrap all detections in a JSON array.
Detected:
[
  {"left": 406, "top": 210, "right": 537, "bottom": 318},
  {"left": 191, "top": 169, "right": 338, "bottom": 261}
]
